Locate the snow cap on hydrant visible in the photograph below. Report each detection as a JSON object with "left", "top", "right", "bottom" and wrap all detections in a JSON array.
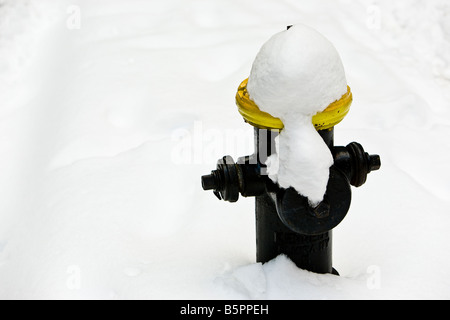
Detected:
[{"left": 236, "top": 24, "right": 352, "bottom": 206}]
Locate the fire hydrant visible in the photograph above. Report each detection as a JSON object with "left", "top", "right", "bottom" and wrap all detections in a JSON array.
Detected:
[{"left": 201, "top": 32, "right": 380, "bottom": 275}]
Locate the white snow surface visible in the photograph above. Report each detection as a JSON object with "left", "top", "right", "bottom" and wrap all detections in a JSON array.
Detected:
[
  {"left": 1, "top": 0, "right": 450, "bottom": 300},
  {"left": 247, "top": 24, "right": 347, "bottom": 205}
]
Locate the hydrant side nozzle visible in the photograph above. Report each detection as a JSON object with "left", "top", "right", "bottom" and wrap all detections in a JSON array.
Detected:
[
  {"left": 368, "top": 154, "right": 381, "bottom": 172},
  {"left": 201, "top": 171, "right": 224, "bottom": 200},
  {"left": 200, "top": 156, "right": 240, "bottom": 202},
  {"left": 333, "top": 142, "right": 381, "bottom": 188},
  {"left": 201, "top": 173, "right": 218, "bottom": 191},
  {"left": 201, "top": 155, "right": 268, "bottom": 202}
]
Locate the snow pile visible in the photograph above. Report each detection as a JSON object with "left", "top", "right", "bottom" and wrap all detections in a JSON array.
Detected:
[
  {"left": 215, "top": 255, "right": 378, "bottom": 300},
  {"left": 247, "top": 24, "right": 347, "bottom": 205}
]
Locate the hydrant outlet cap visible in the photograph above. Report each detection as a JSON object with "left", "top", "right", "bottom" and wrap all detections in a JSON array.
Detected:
[{"left": 235, "top": 78, "right": 352, "bottom": 130}]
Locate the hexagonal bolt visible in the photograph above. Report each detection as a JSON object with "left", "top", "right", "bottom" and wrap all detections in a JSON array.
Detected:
[{"left": 312, "top": 200, "right": 330, "bottom": 219}]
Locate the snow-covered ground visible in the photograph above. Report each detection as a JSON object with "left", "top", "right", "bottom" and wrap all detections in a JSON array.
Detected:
[{"left": 1, "top": 0, "right": 449, "bottom": 300}]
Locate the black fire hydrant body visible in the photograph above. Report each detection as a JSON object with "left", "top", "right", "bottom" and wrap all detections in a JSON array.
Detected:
[
  {"left": 201, "top": 75, "right": 380, "bottom": 274},
  {"left": 201, "top": 26, "right": 380, "bottom": 274}
]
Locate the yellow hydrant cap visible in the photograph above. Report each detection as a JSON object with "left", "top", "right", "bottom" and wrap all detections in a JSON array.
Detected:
[{"left": 235, "top": 78, "right": 352, "bottom": 130}]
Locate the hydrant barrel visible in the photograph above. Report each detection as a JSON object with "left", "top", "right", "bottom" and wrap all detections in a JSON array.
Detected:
[
  {"left": 256, "top": 193, "right": 334, "bottom": 273},
  {"left": 254, "top": 127, "right": 336, "bottom": 274}
]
